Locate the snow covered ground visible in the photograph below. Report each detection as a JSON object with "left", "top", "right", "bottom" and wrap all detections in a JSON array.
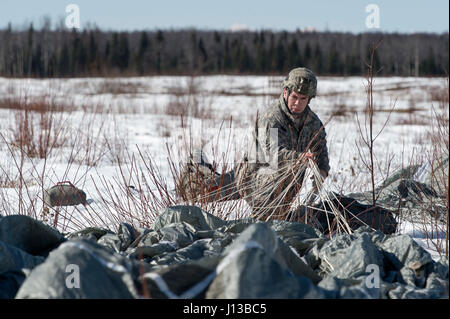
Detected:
[{"left": 0, "top": 75, "right": 448, "bottom": 259}]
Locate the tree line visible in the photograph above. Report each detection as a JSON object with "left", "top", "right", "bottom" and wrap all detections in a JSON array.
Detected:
[{"left": 0, "top": 23, "right": 448, "bottom": 78}]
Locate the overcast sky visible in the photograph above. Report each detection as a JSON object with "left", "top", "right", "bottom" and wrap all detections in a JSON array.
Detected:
[{"left": 1, "top": 0, "right": 449, "bottom": 33}]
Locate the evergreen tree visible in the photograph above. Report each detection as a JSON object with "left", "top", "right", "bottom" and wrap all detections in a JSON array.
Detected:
[
  {"left": 231, "top": 38, "right": 241, "bottom": 72},
  {"left": 213, "top": 31, "right": 222, "bottom": 72},
  {"left": 87, "top": 31, "right": 98, "bottom": 74},
  {"left": 25, "top": 23, "right": 34, "bottom": 76},
  {"left": 31, "top": 43, "right": 43, "bottom": 76},
  {"left": 421, "top": 47, "right": 438, "bottom": 75},
  {"left": 303, "top": 42, "right": 312, "bottom": 68},
  {"left": 312, "top": 43, "right": 323, "bottom": 74},
  {"left": 117, "top": 32, "right": 130, "bottom": 72},
  {"left": 198, "top": 38, "right": 208, "bottom": 69},
  {"left": 255, "top": 31, "right": 267, "bottom": 73},
  {"left": 238, "top": 44, "right": 251, "bottom": 72},
  {"left": 274, "top": 37, "right": 286, "bottom": 73},
  {"left": 72, "top": 32, "right": 87, "bottom": 74},
  {"left": 58, "top": 42, "right": 70, "bottom": 76},
  {"left": 267, "top": 33, "right": 275, "bottom": 72},
  {"left": 156, "top": 30, "right": 164, "bottom": 73},
  {"left": 223, "top": 38, "right": 232, "bottom": 71},
  {"left": 110, "top": 32, "right": 119, "bottom": 69},
  {"left": 47, "top": 53, "right": 57, "bottom": 77},
  {"left": 139, "top": 31, "right": 149, "bottom": 56},
  {"left": 0, "top": 28, "right": 447, "bottom": 77},
  {"left": 287, "top": 39, "right": 301, "bottom": 69},
  {"left": 346, "top": 53, "right": 361, "bottom": 75},
  {"left": 326, "top": 43, "right": 340, "bottom": 74},
  {"left": 137, "top": 31, "right": 149, "bottom": 75},
  {"left": 104, "top": 40, "right": 111, "bottom": 69}
]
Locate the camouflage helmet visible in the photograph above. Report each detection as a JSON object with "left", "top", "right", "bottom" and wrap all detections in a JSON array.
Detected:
[{"left": 282, "top": 67, "right": 317, "bottom": 98}]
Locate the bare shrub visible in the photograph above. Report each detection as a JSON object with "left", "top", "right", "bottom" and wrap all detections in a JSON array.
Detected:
[
  {"left": 395, "top": 113, "right": 430, "bottom": 126},
  {"left": 86, "top": 116, "right": 251, "bottom": 225},
  {"left": 331, "top": 102, "right": 356, "bottom": 118},
  {"left": 422, "top": 80, "right": 449, "bottom": 256},
  {"left": 8, "top": 95, "right": 72, "bottom": 159},
  {"left": 95, "top": 79, "right": 144, "bottom": 95},
  {"left": 67, "top": 112, "right": 110, "bottom": 167},
  {"left": 356, "top": 41, "right": 385, "bottom": 206},
  {"left": 169, "top": 137, "right": 251, "bottom": 221},
  {"left": 163, "top": 75, "right": 214, "bottom": 119},
  {"left": 398, "top": 79, "right": 449, "bottom": 257},
  {"left": 429, "top": 84, "right": 449, "bottom": 103},
  {"left": 104, "top": 118, "right": 128, "bottom": 165},
  {"left": 0, "top": 131, "right": 42, "bottom": 218},
  {"left": 84, "top": 146, "right": 180, "bottom": 230},
  {"left": 0, "top": 94, "right": 77, "bottom": 112},
  {"left": 165, "top": 94, "right": 190, "bottom": 117}
]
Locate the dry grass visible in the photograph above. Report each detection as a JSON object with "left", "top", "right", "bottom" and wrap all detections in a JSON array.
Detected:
[
  {"left": 163, "top": 76, "right": 215, "bottom": 119},
  {"left": 331, "top": 103, "right": 357, "bottom": 118},
  {"left": 0, "top": 88, "right": 128, "bottom": 227},
  {"left": 422, "top": 81, "right": 449, "bottom": 256},
  {"left": 0, "top": 94, "right": 77, "bottom": 113},
  {"left": 0, "top": 172, "right": 25, "bottom": 189},
  {"left": 94, "top": 79, "right": 145, "bottom": 96},
  {"left": 0, "top": 74, "right": 447, "bottom": 258},
  {"left": 396, "top": 79, "right": 449, "bottom": 257},
  {"left": 395, "top": 113, "right": 430, "bottom": 126},
  {"left": 210, "top": 89, "right": 278, "bottom": 98},
  {"left": 3, "top": 95, "right": 73, "bottom": 159}
]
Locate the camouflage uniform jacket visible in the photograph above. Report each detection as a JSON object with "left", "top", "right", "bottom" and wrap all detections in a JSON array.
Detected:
[{"left": 236, "top": 94, "right": 330, "bottom": 183}]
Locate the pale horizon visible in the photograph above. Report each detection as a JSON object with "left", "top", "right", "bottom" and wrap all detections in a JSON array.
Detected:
[{"left": 1, "top": 0, "right": 449, "bottom": 34}]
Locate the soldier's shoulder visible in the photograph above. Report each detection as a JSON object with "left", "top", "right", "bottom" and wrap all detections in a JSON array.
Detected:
[
  {"left": 306, "top": 107, "right": 325, "bottom": 126},
  {"left": 258, "top": 99, "right": 284, "bottom": 126}
]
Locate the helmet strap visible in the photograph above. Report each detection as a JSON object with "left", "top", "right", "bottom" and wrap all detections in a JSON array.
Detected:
[{"left": 284, "top": 87, "right": 291, "bottom": 104}]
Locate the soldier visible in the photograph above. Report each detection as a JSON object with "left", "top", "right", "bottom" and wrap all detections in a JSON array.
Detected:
[
  {"left": 177, "top": 67, "right": 330, "bottom": 222},
  {"left": 177, "top": 68, "right": 400, "bottom": 234},
  {"left": 234, "top": 67, "right": 330, "bottom": 221}
]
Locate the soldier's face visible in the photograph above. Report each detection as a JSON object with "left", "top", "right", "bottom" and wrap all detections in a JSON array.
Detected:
[{"left": 284, "top": 89, "right": 309, "bottom": 114}]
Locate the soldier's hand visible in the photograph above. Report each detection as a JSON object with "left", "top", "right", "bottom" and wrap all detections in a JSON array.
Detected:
[{"left": 301, "top": 152, "right": 314, "bottom": 163}]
